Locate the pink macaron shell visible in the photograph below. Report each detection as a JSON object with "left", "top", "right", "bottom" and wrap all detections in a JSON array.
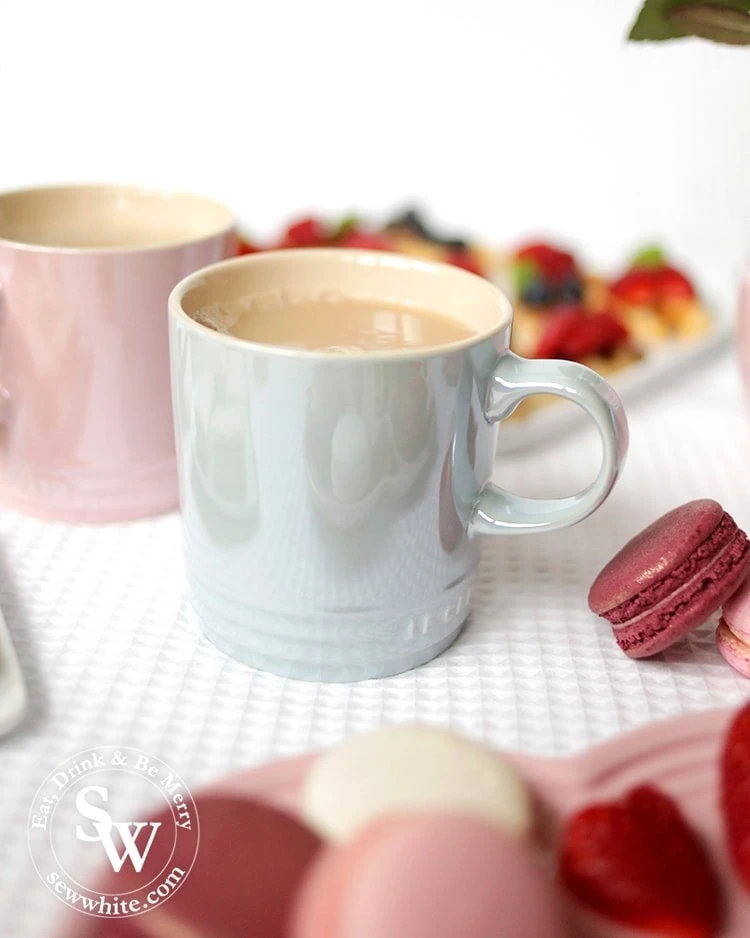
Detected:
[
  {"left": 612, "top": 541, "right": 750, "bottom": 658},
  {"left": 83, "top": 796, "right": 322, "bottom": 938},
  {"left": 290, "top": 814, "right": 573, "bottom": 938},
  {"left": 717, "top": 619, "right": 750, "bottom": 678},
  {"left": 589, "top": 499, "right": 725, "bottom": 614},
  {"left": 722, "top": 575, "right": 750, "bottom": 643}
]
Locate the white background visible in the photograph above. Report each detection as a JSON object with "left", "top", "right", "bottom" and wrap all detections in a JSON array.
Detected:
[{"left": 2, "top": 0, "right": 749, "bottom": 292}]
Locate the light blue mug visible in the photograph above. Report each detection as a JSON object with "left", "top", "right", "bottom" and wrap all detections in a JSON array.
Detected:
[{"left": 169, "top": 249, "right": 628, "bottom": 681}]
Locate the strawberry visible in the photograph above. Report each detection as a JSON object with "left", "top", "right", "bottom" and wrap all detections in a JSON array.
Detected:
[
  {"left": 534, "top": 310, "right": 628, "bottom": 361},
  {"left": 336, "top": 231, "right": 393, "bottom": 251},
  {"left": 657, "top": 265, "right": 696, "bottom": 301},
  {"left": 721, "top": 702, "right": 750, "bottom": 892},
  {"left": 279, "top": 216, "right": 328, "bottom": 248},
  {"left": 611, "top": 264, "right": 696, "bottom": 306},
  {"left": 446, "top": 250, "right": 483, "bottom": 277},
  {"left": 517, "top": 242, "right": 577, "bottom": 285},
  {"left": 560, "top": 785, "right": 723, "bottom": 937},
  {"left": 610, "top": 268, "right": 659, "bottom": 306},
  {"left": 534, "top": 309, "right": 583, "bottom": 359},
  {"left": 562, "top": 311, "right": 629, "bottom": 361}
]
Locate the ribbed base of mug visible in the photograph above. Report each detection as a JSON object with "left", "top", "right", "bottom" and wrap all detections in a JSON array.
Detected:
[
  {"left": 0, "top": 458, "right": 179, "bottom": 523},
  {"left": 189, "top": 582, "right": 474, "bottom": 682}
]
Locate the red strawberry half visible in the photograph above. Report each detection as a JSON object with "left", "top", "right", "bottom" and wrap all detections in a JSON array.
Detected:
[
  {"left": 657, "top": 265, "right": 695, "bottom": 301},
  {"left": 610, "top": 265, "right": 696, "bottom": 306},
  {"left": 534, "top": 309, "right": 629, "bottom": 361},
  {"left": 534, "top": 309, "right": 582, "bottom": 359},
  {"left": 278, "top": 216, "right": 328, "bottom": 248},
  {"left": 722, "top": 702, "right": 750, "bottom": 893},
  {"left": 560, "top": 784, "right": 723, "bottom": 937},
  {"left": 516, "top": 242, "right": 577, "bottom": 285},
  {"left": 610, "top": 268, "right": 659, "bottom": 305},
  {"left": 562, "top": 311, "right": 628, "bottom": 360}
]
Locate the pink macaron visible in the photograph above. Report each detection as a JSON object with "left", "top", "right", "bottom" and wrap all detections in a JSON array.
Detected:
[
  {"left": 290, "top": 813, "right": 573, "bottom": 938},
  {"left": 589, "top": 499, "right": 750, "bottom": 658},
  {"left": 717, "top": 576, "right": 750, "bottom": 677}
]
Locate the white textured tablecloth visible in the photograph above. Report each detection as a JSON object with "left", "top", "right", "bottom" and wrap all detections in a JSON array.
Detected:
[{"left": 1, "top": 348, "right": 749, "bottom": 936}]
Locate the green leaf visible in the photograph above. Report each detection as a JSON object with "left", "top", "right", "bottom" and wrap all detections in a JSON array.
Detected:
[
  {"left": 330, "top": 214, "right": 361, "bottom": 240},
  {"left": 630, "top": 0, "right": 686, "bottom": 40},
  {"left": 631, "top": 245, "right": 667, "bottom": 268},
  {"left": 629, "top": 0, "right": 750, "bottom": 43},
  {"left": 512, "top": 259, "right": 540, "bottom": 295}
]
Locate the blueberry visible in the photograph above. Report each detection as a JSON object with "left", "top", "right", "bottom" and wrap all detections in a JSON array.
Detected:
[
  {"left": 438, "top": 237, "right": 469, "bottom": 251},
  {"left": 387, "top": 208, "right": 430, "bottom": 239},
  {"left": 557, "top": 276, "right": 583, "bottom": 303},
  {"left": 387, "top": 209, "right": 469, "bottom": 248},
  {"left": 520, "top": 280, "right": 554, "bottom": 305}
]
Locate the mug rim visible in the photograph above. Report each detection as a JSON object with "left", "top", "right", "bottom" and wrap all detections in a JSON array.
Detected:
[
  {"left": 0, "top": 183, "right": 236, "bottom": 255},
  {"left": 168, "top": 248, "right": 513, "bottom": 362}
]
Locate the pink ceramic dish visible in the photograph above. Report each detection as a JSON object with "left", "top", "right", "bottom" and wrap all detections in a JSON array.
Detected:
[
  {"left": 216, "top": 709, "right": 746, "bottom": 938},
  {"left": 61, "top": 709, "right": 747, "bottom": 938},
  {"left": 0, "top": 185, "right": 236, "bottom": 522}
]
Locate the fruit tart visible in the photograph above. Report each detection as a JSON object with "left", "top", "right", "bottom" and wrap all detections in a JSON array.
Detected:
[
  {"left": 501, "top": 240, "right": 712, "bottom": 421},
  {"left": 237, "top": 207, "right": 504, "bottom": 280},
  {"left": 608, "top": 246, "right": 712, "bottom": 346},
  {"left": 237, "top": 217, "right": 713, "bottom": 424}
]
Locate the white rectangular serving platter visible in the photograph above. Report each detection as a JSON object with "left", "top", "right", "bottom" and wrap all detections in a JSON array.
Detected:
[
  {"left": 497, "top": 300, "right": 734, "bottom": 454},
  {"left": 0, "top": 605, "right": 27, "bottom": 738}
]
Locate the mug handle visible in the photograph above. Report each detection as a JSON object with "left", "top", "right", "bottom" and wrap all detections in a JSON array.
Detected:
[{"left": 469, "top": 352, "right": 628, "bottom": 536}]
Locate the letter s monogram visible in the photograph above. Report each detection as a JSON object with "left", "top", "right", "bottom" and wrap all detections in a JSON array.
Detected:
[{"left": 75, "top": 786, "right": 112, "bottom": 842}]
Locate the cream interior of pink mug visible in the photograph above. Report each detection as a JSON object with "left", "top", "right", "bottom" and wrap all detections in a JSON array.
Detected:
[{"left": 0, "top": 185, "right": 235, "bottom": 251}]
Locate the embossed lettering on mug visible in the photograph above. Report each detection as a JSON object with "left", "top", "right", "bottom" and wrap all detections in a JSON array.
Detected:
[{"left": 191, "top": 292, "right": 475, "bottom": 353}]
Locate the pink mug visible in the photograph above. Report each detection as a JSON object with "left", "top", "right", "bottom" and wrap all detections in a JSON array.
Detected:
[{"left": 0, "top": 185, "right": 236, "bottom": 521}]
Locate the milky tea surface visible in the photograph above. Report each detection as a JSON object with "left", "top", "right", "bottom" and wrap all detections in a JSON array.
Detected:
[{"left": 192, "top": 291, "right": 475, "bottom": 353}]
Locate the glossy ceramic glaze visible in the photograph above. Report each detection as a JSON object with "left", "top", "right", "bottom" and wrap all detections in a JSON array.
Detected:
[
  {"left": 0, "top": 185, "right": 236, "bottom": 521},
  {"left": 169, "top": 250, "right": 627, "bottom": 681}
]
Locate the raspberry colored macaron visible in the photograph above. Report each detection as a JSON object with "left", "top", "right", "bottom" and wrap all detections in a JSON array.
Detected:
[
  {"left": 87, "top": 796, "right": 322, "bottom": 938},
  {"left": 589, "top": 499, "right": 750, "bottom": 658},
  {"left": 717, "top": 577, "right": 750, "bottom": 677}
]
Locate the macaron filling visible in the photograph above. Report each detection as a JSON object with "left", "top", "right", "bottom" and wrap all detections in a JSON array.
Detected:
[{"left": 603, "top": 514, "right": 741, "bottom": 625}]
